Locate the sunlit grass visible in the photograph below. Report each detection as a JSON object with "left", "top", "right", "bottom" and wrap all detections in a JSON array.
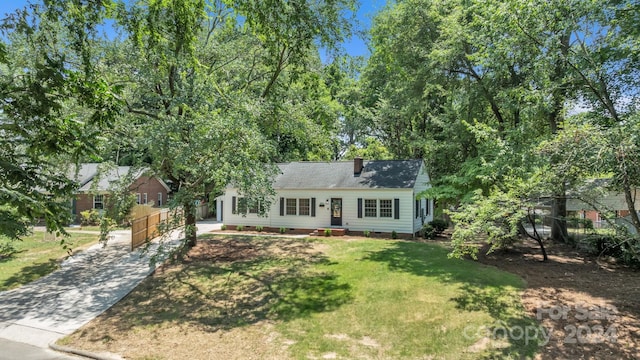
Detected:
[
  {"left": 60, "top": 235, "right": 540, "bottom": 359},
  {"left": 0, "top": 232, "right": 99, "bottom": 291}
]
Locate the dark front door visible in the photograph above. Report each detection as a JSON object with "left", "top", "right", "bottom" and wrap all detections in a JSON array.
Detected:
[{"left": 331, "top": 198, "right": 342, "bottom": 226}]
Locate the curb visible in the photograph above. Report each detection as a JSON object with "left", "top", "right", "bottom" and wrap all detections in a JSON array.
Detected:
[{"left": 49, "top": 341, "right": 125, "bottom": 360}]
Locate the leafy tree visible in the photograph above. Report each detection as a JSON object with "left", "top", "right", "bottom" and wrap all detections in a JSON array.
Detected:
[{"left": 0, "top": 2, "right": 118, "bottom": 240}]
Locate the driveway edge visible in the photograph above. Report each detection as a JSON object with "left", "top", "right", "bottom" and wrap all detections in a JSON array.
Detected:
[{"left": 49, "top": 341, "right": 125, "bottom": 360}]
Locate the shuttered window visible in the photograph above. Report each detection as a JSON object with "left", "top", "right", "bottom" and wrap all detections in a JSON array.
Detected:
[
  {"left": 299, "top": 198, "right": 310, "bottom": 215},
  {"left": 379, "top": 199, "right": 393, "bottom": 218},
  {"left": 364, "top": 199, "right": 377, "bottom": 217},
  {"left": 286, "top": 198, "right": 297, "bottom": 215}
]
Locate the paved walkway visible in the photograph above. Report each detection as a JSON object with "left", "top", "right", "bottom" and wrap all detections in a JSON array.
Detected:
[{"left": 0, "top": 221, "right": 221, "bottom": 354}]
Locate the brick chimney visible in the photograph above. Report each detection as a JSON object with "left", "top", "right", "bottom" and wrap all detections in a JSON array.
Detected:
[{"left": 354, "top": 157, "right": 364, "bottom": 175}]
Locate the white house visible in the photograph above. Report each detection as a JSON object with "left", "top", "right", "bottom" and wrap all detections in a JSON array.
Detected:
[{"left": 217, "top": 158, "right": 433, "bottom": 235}]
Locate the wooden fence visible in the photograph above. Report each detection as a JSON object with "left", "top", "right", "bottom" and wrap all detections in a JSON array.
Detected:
[{"left": 131, "top": 208, "right": 183, "bottom": 250}]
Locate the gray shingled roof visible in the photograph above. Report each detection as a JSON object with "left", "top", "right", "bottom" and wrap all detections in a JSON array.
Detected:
[
  {"left": 68, "top": 163, "right": 158, "bottom": 192},
  {"left": 273, "top": 160, "right": 423, "bottom": 189}
]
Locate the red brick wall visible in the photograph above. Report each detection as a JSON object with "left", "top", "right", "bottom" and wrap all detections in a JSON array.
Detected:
[
  {"left": 73, "top": 176, "right": 170, "bottom": 222},
  {"left": 129, "top": 176, "right": 169, "bottom": 207}
]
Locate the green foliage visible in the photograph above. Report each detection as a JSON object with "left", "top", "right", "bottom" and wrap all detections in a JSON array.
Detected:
[
  {"left": 363, "top": 230, "right": 371, "bottom": 238},
  {"left": 421, "top": 224, "right": 436, "bottom": 239},
  {"left": 256, "top": 225, "right": 263, "bottom": 232},
  {"left": 585, "top": 234, "right": 640, "bottom": 267},
  {"left": 448, "top": 189, "right": 527, "bottom": 260},
  {"left": 429, "top": 219, "right": 448, "bottom": 234},
  {"left": 324, "top": 228, "right": 332, "bottom": 237},
  {"left": 99, "top": 216, "right": 116, "bottom": 244},
  {"left": 279, "top": 227, "right": 287, "bottom": 234},
  {"left": 0, "top": 1, "right": 118, "bottom": 240},
  {"left": 391, "top": 230, "right": 397, "bottom": 239},
  {"left": 221, "top": 224, "right": 227, "bottom": 231},
  {"left": 80, "top": 209, "right": 100, "bottom": 226},
  {"left": 236, "top": 225, "right": 244, "bottom": 232}
]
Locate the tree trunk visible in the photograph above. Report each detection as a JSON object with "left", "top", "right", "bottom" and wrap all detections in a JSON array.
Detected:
[
  {"left": 551, "top": 186, "right": 569, "bottom": 242},
  {"left": 184, "top": 201, "right": 197, "bottom": 248},
  {"left": 622, "top": 182, "right": 640, "bottom": 233}
]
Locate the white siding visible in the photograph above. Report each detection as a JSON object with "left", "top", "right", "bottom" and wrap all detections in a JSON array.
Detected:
[
  {"left": 412, "top": 162, "right": 433, "bottom": 232},
  {"left": 223, "top": 188, "right": 416, "bottom": 234},
  {"left": 567, "top": 191, "right": 640, "bottom": 212}
]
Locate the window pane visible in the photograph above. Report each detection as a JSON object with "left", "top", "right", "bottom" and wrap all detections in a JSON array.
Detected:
[
  {"left": 380, "top": 199, "right": 392, "bottom": 218},
  {"left": 248, "top": 199, "right": 259, "bottom": 214},
  {"left": 238, "top": 197, "right": 248, "bottom": 214},
  {"left": 286, "top": 198, "right": 297, "bottom": 215},
  {"left": 364, "top": 199, "right": 377, "bottom": 217},
  {"left": 299, "top": 198, "right": 310, "bottom": 216},
  {"left": 94, "top": 194, "right": 104, "bottom": 210}
]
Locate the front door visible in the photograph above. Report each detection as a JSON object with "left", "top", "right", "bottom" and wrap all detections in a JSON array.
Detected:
[{"left": 331, "top": 198, "right": 342, "bottom": 226}]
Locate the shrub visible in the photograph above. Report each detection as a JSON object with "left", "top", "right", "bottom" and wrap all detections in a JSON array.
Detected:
[
  {"left": 279, "top": 226, "right": 287, "bottom": 234},
  {"left": 391, "top": 230, "right": 398, "bottom": 239},
  {"left": 80, "top": 209, "right": 100, "bottom": 226},
  {"left": 429, "top": 218, "right": 448, "bottom": 234},
  {"left": 256, "top": 225, "right": 264, "bottom": 232},
  {"left": 236, "top": 225, "right": 244, "bottom": 231},
  {"left": 324, "top": 229, "right": 332, "bottom": 237},
  {"left": 585, "top": 234, "right": 640, "bottom": 266},
  {"left": 421, "top": 224, "right": 436, "bottom": 239},
  {"left": 363, "top": 230, "right": 371, "bottom": 238},
  {"left": 220, "top": 224, "right": 227, "bottom": 231}
]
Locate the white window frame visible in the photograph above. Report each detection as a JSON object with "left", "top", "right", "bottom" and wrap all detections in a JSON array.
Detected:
[
  {"left": 286, "top": 198, "right": 297, "bottom": 215},
  {"left": 364, "top": 199, "right": 377, "bottom": 217},
  {"left": 143, "top": 193, "right": 148, "bottom": 205},
  {"left": 157, "top": 192, "right": 163, "bottom": 206},
  {"left": 93, "top": 194, "right": 104, "bottom": 209},
  {"left": 379, "top": 199, "right": 393, "bottom": 218},
  {"left": 136, "top": 193, "right": 141, "bottom": 204}
]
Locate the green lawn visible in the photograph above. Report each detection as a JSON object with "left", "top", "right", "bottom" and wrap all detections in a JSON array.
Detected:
[
  {"left": 61, "top": 235, "right": 541, "bottom": 359},
  {"left": 0, "top": 232, "right": 99, "bottom": 291}
]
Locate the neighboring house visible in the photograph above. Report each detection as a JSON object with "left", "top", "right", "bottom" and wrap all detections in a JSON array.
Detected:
[
  {"left": 69, "top": 163, "right": 171, "bottom": 221},
  {"left": 566, "top": 178, "right": 640, "bottom": 228},
  {"left": 218, "top": 158, "right": 433, "bottom": 236}
]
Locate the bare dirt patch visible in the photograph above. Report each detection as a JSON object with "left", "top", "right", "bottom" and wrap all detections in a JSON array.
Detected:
[{"left": 477, "top": 239, "right": 640, "bottom": 359}]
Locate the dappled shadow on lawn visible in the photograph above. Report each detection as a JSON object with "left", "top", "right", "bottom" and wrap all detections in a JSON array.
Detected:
[
  {"left": 0, "top": 258, "right": 58, "bottom": 292},
  {"left": 90, "top": 235, "right": 352, "bottom": 334},
  {"left": 363, "top": 240, "right": 540, "bottom": 358}
]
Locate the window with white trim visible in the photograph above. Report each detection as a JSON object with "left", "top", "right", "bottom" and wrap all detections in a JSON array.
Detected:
[
  {"left": 136, "top": 193, "right": 141, "bottom": 204},
  {"left": 379, "top": 199, "right": 393, "bottom": 218},
  {"left": 286, "top": 198, "right": 297, "bottom": 215},
  {"left": 157, "top": 193, "right": 163, "bottom": 206},
  {"left": 364, "top": 199, "right": 377, "bottom": 217},
  {"left": 93, "top": 194, "right": 104, "bottom": 209},
  {"left": 299, "top": 198, "right": 310, "bottom": 216},
  {"left": 143, "top": 193, "right": 148, "bottom": 205}
]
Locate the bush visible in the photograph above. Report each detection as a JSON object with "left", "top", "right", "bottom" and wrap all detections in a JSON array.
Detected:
[
  {"left": 363, "top": 230, "right": 371, "bottom": 238},
  {"left": 324, "top": 229, "right": 332, "bottom": 237},
  {"left": 429, "top": 218, "right": 448, "bottom": 234},
  {"left": 256, "top": 225, "right": 264, "bottom": 232},
  {"left": 220, "top": 224, "right": 227, "bottom": 230},
  {"left": 391, "top": 230, "right": 398, "bottom": 239},
  {"left": 236, "top": 225, "right": 244, "bottom": 231},
  {"left": 279, "top": 226, "right": 287, "bottom": 234},
  {"left": 585, "top": 234, "right": 640, "bottom": 267},
  {"left": 80, "top": 209, "right": 100, "bottom": 226},
  {"left": 421, "top": 224, "right": 436, "bottom": 239}
]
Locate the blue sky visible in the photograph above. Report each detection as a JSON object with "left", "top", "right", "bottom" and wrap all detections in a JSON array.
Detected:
[{"left": 0, "top": 0, "right": 385, "bottom": 58}]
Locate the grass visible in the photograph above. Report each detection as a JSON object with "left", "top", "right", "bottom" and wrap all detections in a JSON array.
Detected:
[
  {"left": 0, "top": 232, "right": 99, "bottom": 291},
  {"left": 61, "top": 235, "right": 541, "bottom": 359}
]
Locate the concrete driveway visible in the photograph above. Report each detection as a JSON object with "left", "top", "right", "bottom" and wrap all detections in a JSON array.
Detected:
[{"left": 0, "top": 221, "right": 221, "bottom": 354}]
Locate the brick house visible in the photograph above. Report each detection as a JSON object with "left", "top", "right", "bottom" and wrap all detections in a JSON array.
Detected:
[{"left": 70, "top": 163, "right": 171, "bottom": 222}]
